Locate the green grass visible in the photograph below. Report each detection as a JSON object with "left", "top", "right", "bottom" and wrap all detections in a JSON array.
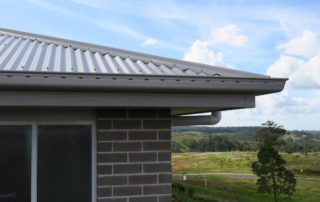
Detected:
[
  {"left": 173, "top": 176, "right": 320, "bottom": 202},
  {"left": 172, "top": 152, "right": 320, "bottom": 177}
]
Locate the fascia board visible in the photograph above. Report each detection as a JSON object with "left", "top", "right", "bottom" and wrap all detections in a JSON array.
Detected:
[{"left": 0, "top": 91, "right": 254, "bottom": 109}]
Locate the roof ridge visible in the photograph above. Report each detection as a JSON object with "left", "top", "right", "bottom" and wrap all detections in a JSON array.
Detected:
[{"left": 0, "top": 27, "right": 268, "bottom": 78}]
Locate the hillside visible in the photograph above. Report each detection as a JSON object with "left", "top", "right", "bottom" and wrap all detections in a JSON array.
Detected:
[{"left": 172, "top": 126, "right": 320, "bottom": 153}]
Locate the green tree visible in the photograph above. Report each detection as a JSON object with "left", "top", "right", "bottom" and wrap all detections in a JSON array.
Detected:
[
  {"left": 255, "top": 120, "right": 286, "bottom": 145},
  {"left": 252, "top": 121, "right": 296, "bottom": 202}
]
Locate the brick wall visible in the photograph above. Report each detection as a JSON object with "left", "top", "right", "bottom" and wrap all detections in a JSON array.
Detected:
[{"left": 96, "top": 108, "right": 172, "bottom": 202}]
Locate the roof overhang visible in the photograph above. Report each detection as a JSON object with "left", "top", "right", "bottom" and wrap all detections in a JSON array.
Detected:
[{"left": 0, "top": 71, "right": 286, "bottom": 117}]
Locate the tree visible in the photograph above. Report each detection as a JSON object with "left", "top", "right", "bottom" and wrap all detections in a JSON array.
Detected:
[
  {"left": 252, "top": 145, "right": 296, "bottom": 202},
  {"left": 252, "top": 121, "right": 296, "bottom": 202},
  {"left": 255, "top": 120, "right": 286, "bottom": 145}
]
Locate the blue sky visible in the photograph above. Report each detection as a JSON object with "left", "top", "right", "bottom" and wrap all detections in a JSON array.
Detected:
[{"left": 1, "top": 0, "right": 320, "bottom": 130}]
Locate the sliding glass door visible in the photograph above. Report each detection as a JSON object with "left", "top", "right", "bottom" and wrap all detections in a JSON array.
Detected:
[{"left": 0, "top": 124, "right": 93, "bottom": 202}]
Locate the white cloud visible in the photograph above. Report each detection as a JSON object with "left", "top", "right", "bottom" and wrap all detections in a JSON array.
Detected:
[
  {"left": 224, "top": 30, "right": 320, "bottom": 129},
  {"left": 267, "top": 55, "right": 320, "bottom": 89},
  {"left": 278, "top": 30, "right": 320, "bottom": 57},
  {"left": 220, "top": 29, "right": 320, "bottom": 130},
  {"left": 209, "top": 24, "right": 248, "bottom": 47},
  {"left": 261, "top": 30, "right": 320, "bottom": 119},
  {"left": 142, "top": 37, "right": 158, "bottom": 46},
  {"left": 267, "top": 55, "right": 302, "bottom": 78},
  {"left": 254, "top": 89, "right": 317, "bottom": 116},
  {"left": 267, "top": 30, "right": 320, "bottom": 90},
  {"left": 183, "top": 40, "right": 225, "bottom": 66},
  {"left": 183, "top": 24, "right": 247, "bottom": 66},
  {"left": 219, "top": 88, "right": 320, "bottom": 130},
  {"left": 219, "top": 81, "right": 320, "bottom": 127}
]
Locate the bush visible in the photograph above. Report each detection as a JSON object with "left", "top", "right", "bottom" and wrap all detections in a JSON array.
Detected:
[
  {"left": 173, "top": 182, "right": 185, "bottom": 193},
  {"left": 187, "top": 187, "right": 195, "bottom": 198}
]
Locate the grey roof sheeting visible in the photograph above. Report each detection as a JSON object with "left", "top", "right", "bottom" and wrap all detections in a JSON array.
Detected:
[
  {"left": 0, "top": 27, "right": 287, "bottom": 95},
  {"left": 1, "top": 27, "right": 268, "bottom": 78}
]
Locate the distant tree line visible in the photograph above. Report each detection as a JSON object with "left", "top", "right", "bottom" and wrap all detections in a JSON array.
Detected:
[
  {"left": 173, "top": 126, "right": 261, "bottom": 135},
  {"left": 172, "top": 126, "right": 320, "bottom": 153},
  {"left": 172, "top": 135, "right": 259, "bottom": 152}
]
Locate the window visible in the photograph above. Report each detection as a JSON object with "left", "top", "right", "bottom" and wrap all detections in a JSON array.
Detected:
[
  {"left": 0, "top": 123, "right": 95, "bottom": 202},
  {"left": 37, "top": 125, "right": 92, "bottom": 202},
  {"left": 0, "top": 126, "right": 32, "bottom": 202}
]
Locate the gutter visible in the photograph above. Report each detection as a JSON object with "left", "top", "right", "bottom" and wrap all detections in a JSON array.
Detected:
[
  {"left": 0, "top": 72, "right": 287, "bottom": 95},
  {"left": 172, "top": 112, "right": 222, "bottom": 126}
]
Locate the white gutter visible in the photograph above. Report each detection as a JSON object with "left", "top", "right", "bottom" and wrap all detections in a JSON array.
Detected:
[{"left": 172, "top": 111, "right": 221, "bottom": 126}]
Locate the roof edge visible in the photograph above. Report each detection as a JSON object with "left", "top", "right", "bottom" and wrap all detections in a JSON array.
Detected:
[{"left": 0, "top": 70, "right": 288, "bottom": 81}]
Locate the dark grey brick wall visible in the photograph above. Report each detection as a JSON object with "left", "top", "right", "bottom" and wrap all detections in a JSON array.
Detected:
[{"left": 96, "top": 108, "right": 172, "bottom": 202}]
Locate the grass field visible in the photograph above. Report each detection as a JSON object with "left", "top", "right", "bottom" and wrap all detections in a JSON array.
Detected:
[
  {"left": 172, "top": 152, "right": 320, "bottom": 177},
  {"left": 173, "top": 176, "right": 320, "bottom": 202},
  {"left": 172, "top": 151, "right": 320, "bottom": 201}
]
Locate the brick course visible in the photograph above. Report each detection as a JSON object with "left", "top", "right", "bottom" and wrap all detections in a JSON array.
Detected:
[{"left": 96, "top": 108, "right": 172, "bottom": 202}]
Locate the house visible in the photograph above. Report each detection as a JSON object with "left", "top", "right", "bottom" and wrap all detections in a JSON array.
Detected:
[{"left": 0, "top": 28, "right": 287, "bottom": 202}]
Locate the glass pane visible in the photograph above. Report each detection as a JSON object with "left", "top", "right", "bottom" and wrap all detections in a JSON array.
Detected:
[
  {"left": 0, "top": 125, "right": 32, "bottom": 202},
  {"left": 37, "top": 125, "right": 91, "bottom": 202}
]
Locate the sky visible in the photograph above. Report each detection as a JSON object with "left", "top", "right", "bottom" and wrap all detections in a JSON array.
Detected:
[{"left": 1, "top": 0, "right": 320, "bottom": 130}]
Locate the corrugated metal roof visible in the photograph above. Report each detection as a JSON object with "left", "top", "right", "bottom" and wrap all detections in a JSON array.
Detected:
[{"left": 0, "top": 28, "right": 268, "bottom": 78}]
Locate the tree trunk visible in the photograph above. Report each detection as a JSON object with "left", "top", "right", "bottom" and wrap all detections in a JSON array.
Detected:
[
  {"left": 272, "top": 173, "right": 278, "bottom": 202},
  {"left": 273, "top": 189, "right": 278, "bottom": 202}
]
